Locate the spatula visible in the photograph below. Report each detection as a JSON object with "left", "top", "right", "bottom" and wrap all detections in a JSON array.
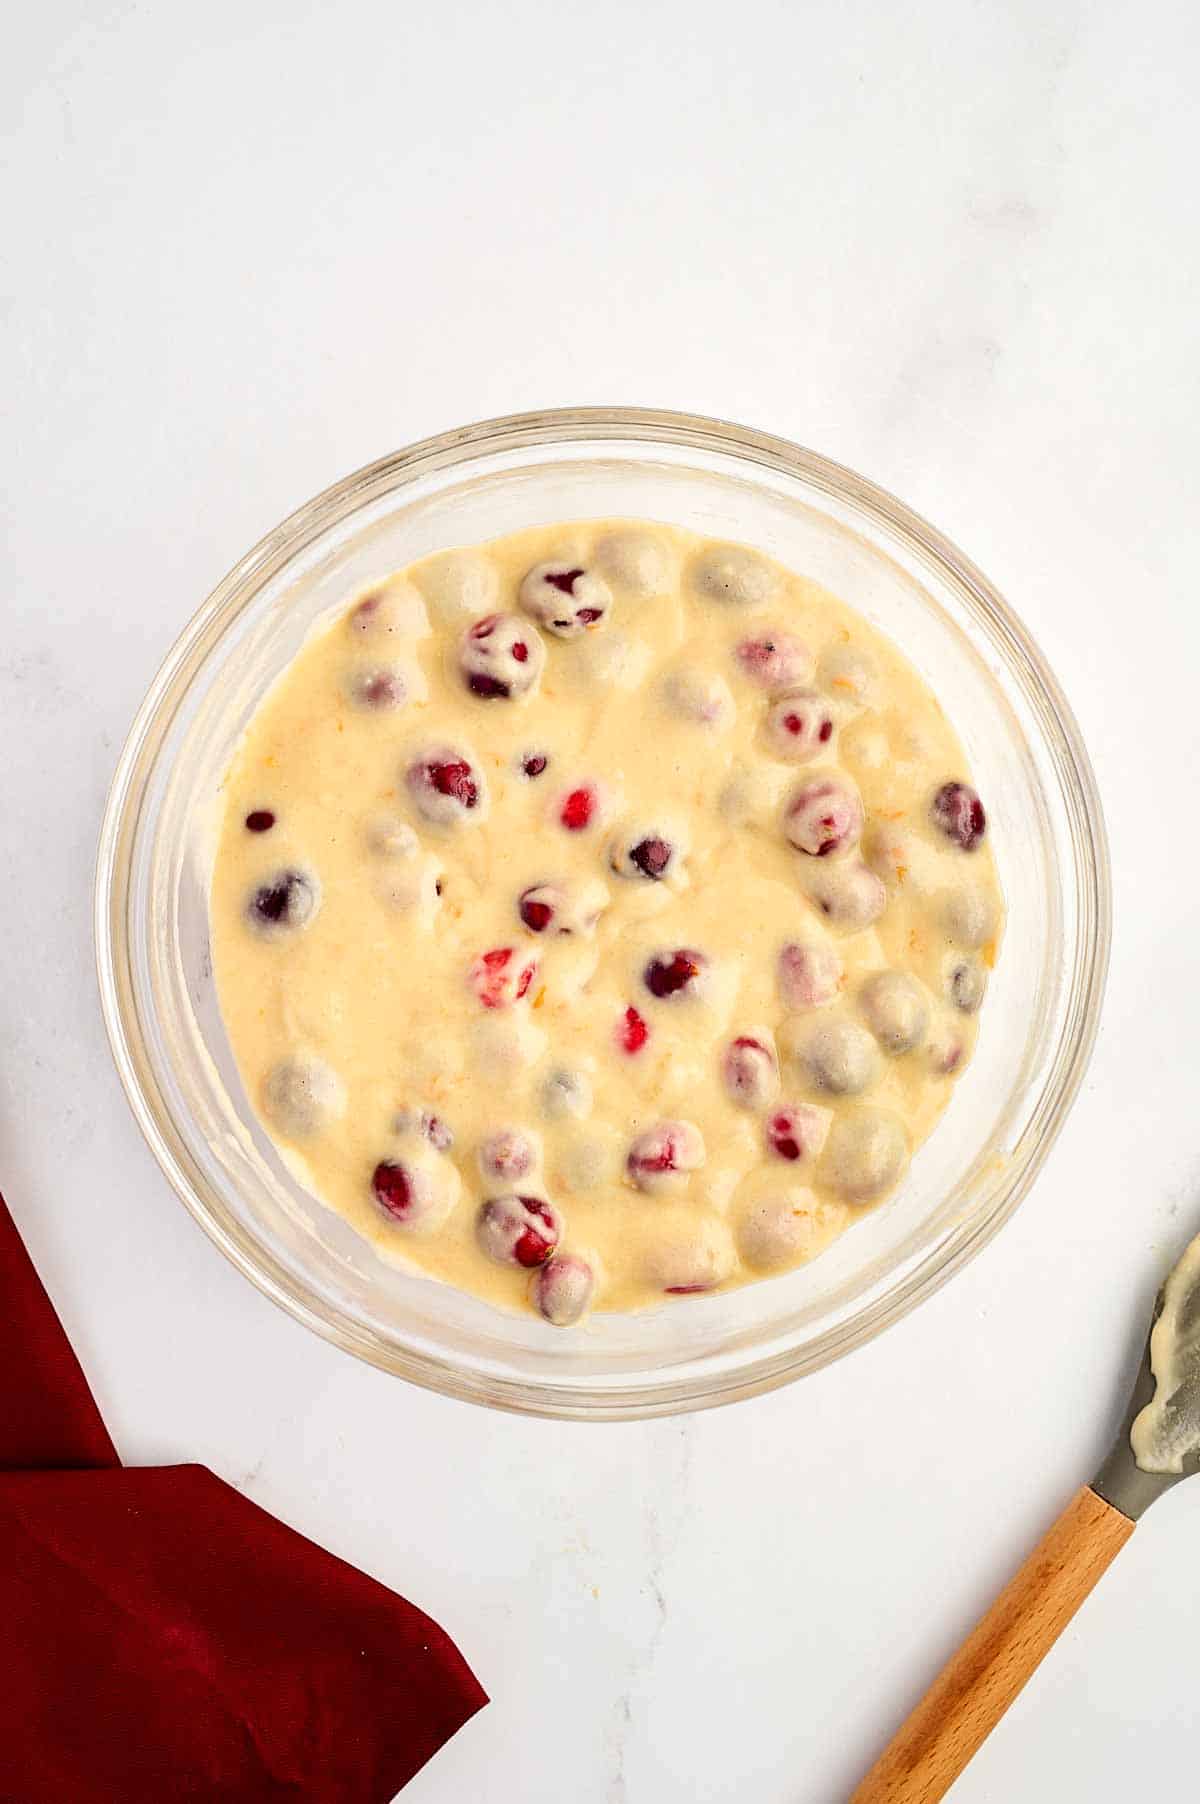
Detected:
[{"left": 851, "top": 1229, "right": 1200, "bottom": 1803}]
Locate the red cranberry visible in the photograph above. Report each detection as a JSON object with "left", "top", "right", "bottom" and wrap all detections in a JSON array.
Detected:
[
  {"left": 531, "top": 1254, "right": 595, "bottom": 1326},
  {"left": 784, "top": 775, "right": 864, "bottom": 857},
  {"left": 643, "top": 949, "right": 706, "bottom": 999},
  {"left": 626, "top": 1120, "right": 705, "bottom": 1192},
  {"left": 559, "top": 785, "right": 598, "bottom": 831},
  {"left": 468, "top": 946, "right": 539, "bottom": 1009},
  {"left": 765, "top": 693, "right": 836, "bottom": 763},
  {"left": 245, "top": 809, "right": 275, "bottom": 832},
  {"left": 370, "top": 1158, "right": 444, "bottom": 1228},
  {"left": 519, "top": 884, "right": 559, "bottom": 932},
  {"left": 520, "top": 751, "right": 549, "bottom": 778},
  {"left": 478, "top": 1128, "right": 538, "bottom": 1182},
  {"left": 520, "top": 562, "right": 612, "bottom": 638},
  {"left": 618, "top": 1006, "right": 650, "bottom": 1054},
  {"left": 722, "top": 1036, "right": 779, "bottom": 1109},
  {"left": 736, "top": 631, "right": 813, "bottom": 692},
  {"left": 777, "top": 940, "right": 843, "bottom": 1010},
  {"left": 405, "top": 748, "right": 483, "bottom": 824},
  {"left": 459, "top": 612, "right": 544, "bottom": 700},
  {"left": 765, "top": 1103, "right": 832, "bottom": 1164},
  {"left": 931, "top": 782, "right": 987, "bottom": 852},
  {"left": 247, "top": 869, "right": 319, "bottom": 933},
  {"left": 477, "top": 1194, "right": 561, "bottom": 1267}
]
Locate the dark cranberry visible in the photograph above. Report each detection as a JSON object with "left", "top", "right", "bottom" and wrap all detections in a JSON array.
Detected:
[
  {"left": 559, "top": 785, "right": 597, "bottom": 831},
  {"left": 619, "top": 1006, "right": 650, "bottom": 1054},
  {"left": 476, "top": 1194, "right": 561, "bottom": 1268},
  {"left": 248, "top": 869, "right": 318, "bottom": 933},
  {"left": 930, "top": 782, "right": 986, "bottom": 852},
  {"left": 630, "top": 837, "right": 673, "bottom": 880},
  {"left": 519, "top": 887, "right": 557, "bottom": 932},
  {"left": 371, "top": 1160, "right": 412, "bottom": 1218},
  {"left": 245, "top": 809, "right": 275, "bottom": 833},
  {"left": 520, "top": 752, "right": 548, "bottom": 778},
  {"left": 643, "top": 949, "right": 706, "bottom": 999},
  {"left": 546, "top": 567, "right": 584, "bottom": 594}
]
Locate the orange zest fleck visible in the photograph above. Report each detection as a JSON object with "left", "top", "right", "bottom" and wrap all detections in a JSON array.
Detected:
[
  {"left": 981, "top": 938, "right": 998, "bottom": 969},
  {"left": 533, "top": 986, "right": 547, "bottom": 1010}
]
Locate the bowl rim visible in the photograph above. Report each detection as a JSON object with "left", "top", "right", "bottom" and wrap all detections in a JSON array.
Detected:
[{"left": 94, "top": 405, "right": 1111, "bottom": 1418}]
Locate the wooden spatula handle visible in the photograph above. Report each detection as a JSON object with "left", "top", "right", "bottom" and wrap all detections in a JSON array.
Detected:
[{"left": 851, "top": 1485, "right": 1134, "bottom": 1804}]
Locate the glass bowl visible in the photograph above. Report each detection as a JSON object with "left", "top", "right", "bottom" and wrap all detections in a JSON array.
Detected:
[{"left": 95, "top": 408, "right": 1109, "bottom": 1420}]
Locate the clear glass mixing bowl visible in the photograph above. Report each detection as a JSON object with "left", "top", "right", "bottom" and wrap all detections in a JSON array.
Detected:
[{"left": 95, "top": 408, "right": 1110, "bottom": 1419}]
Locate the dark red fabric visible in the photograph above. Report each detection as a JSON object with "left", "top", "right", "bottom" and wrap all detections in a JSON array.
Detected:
[{"left": 0, "top": 1192, "right": 487, "bottom": 1802}]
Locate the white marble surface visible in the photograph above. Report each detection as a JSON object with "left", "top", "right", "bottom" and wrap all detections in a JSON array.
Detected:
[{"left": 4, "top": 2, "right": 1199, "bottom": 1797}]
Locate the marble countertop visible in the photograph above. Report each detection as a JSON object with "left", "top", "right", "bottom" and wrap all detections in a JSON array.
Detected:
[{"left": 4, "top": 3, "right": 1198, "bottom": 1797}]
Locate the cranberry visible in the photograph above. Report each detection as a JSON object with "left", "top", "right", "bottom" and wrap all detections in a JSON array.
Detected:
[
  {"left": 822, "top": 1108, "right": 909, "bottom": 1204},
  {"left": 518, "top": 879, "right": 606, "bottom": 937},
  {"left": 370, "top": 1158, "right": 446, "bottom": 1229},
  {"left": 721, "top": 1036, "right": 779, "bottom": 1109},
  {"left": 860, "top": 971, "right": 930, "bottom": 1053},
  {"left": 802, "top": 860, "right": 887, "bottom": 931},
  {"left": 559, "top": 785, "right": 598, "bottom": 831},
  {"left": 477, "top": 1194, "right": 561, "bottom": 1267},
  {"left": 540, "top": 1068, "right": 593, "bottom": 1120},
  {"left": 735, "top": 631, "right": 813, "bottom": 692},
  {"left": 777, "top": 941, "right": 843, "bottom": 1010},
  {"left": 520, "top": 751, "right": 549, "bottom": 778},
  {"left": 664, "top": 666, "right": 735, "bottom": 727},
  {"left": 395, "top": 1107, "right": 454, "bottom": 1152},
  {"left": 618, "top": 1006, "right": 650, "bottom": 1054},
  {"left": 348, "top": 582, "right": 427, "bottom": 640},
  {"left": 405, "top": 747, "right": 484, "bottom": 825},
  {"left": 519, "top": 562, "right": 612, "bottom": 638},
  {"left": 791, "top": 1017, "right": 880, "bottom": 1094},
  {"left": 531, "top": 1254, "right": 596, "bottom": 1326},
  {"left": 247, "top": 869, "right": 319, "bottom": 934},
  {"left": 691, "top": 545, "right": 780, "bottom": 608},
  {"left": 765, "top": 1102, "right": 832, "bottom": 1164},
  {"left": 245, "top": 809, "right": 275, "bottom": 832},
  {"left": 459, "top": 612, "right": 545, "bottom": 701},
  {"left": 764, "top": 693, "right": 836, "bottom": 763},
  {"left": 949, "top": 960, "right": 986, "bottom": 1015},
  {"left": 519, "top": 885, "right": 559, "bottom": 932},
  {"left": 468, "top": 946, "right": 539, "bottom": 1009},
  {"left": 478, "top": 1128, "right": 539, "bottom": 1182},
  {"left": 347, "top": 664, "right": 407, "bottom": 711},
  {"left": 643, "top": 948, "right": 706, "bottom": 1000},
  {"left": 631, "top": 838, "right": 671, "bottom": 878},
  {"left": 930, "top": 781, "right": 987, "bottom": 852},
  {"left": 262, "top": 1057, "right": 344, "bottom": 1136},
  {"left": 784, "top": 775, "right": 864, "bottom": 857},
  {"left": 626, "top": 1120, "right": 706, "bottom": 1192},
  {"left": 927, "top": 1025, "right": 965, "bottom": 1075}
]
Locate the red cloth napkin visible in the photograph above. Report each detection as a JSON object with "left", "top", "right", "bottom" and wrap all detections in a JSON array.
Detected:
[{"left": 0, "top": 1192, "right": 486, "bottom": 1802}]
